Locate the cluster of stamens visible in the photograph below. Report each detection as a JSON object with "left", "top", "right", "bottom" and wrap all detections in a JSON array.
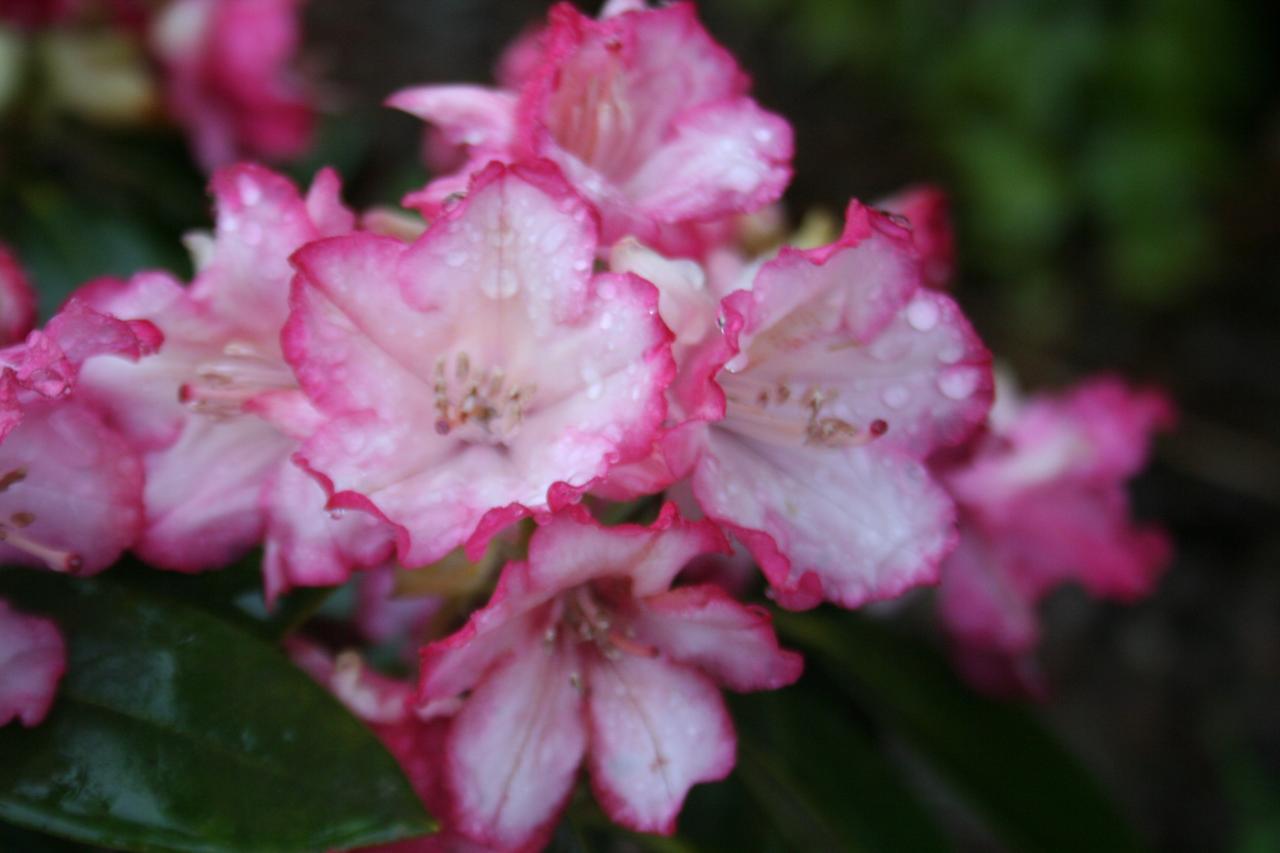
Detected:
[
  {"left": 723, "top": 372, "right": 888, "bottom": 448},
  {"left": 432, "top": 352, "right": 535, "bottom": 444},
  {"left": 0, "top": 467, "right": 82, "bottom": 573},
  {"left": 179, "top": 341, "right": 294, "bottom": 418},
  {"left": 550, "top": 584, "right": 658, "bottom": 666}
]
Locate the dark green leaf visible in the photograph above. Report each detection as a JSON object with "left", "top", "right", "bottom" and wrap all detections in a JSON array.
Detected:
[
  {"left": 109, "top": 555, "right": 332, "bottom": 642},
  {"left": 778, "top": 610, "right": 1145, "bottom": 853},
  {"left": 730, "top": 688, "right": 951, "bottom": 853},
  {"left": 0, "top": 568, "right": 433, "bottom": 853}
]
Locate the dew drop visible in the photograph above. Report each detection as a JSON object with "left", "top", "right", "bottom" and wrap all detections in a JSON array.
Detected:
[
  {"left": 938, "top": 366, "right": 979, "bottom": 400},
  {"left": 906, "top": 298, "right": 939, "bottom": 332},
  {"left": 881, "top": 384, "right": 910, "bottom": 410}
]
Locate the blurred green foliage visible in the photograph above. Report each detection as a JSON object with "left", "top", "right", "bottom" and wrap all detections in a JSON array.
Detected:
[{"left": 717, "top": 0, "right": 1261, "bottom": 308}]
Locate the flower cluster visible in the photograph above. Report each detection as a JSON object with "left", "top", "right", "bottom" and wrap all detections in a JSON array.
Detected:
[{"left": 0, "top": 1, "right": 1173, "bottom": 849}]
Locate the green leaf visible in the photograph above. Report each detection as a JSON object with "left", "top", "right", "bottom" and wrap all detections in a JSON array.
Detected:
[
  {"left": 0, "top": 568, "right": 434, "bottom": 853},
  {"left": 730, "top": 688, "right": 951, "bottom": 853},
  {"left": 778, "top": 610, "right": 1145, "bottom": 853},
  {"left": 108, "top": 555, "right": 332, "bottom": 643}
]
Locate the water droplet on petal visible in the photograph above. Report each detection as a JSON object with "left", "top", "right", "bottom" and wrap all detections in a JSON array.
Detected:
[
  {"left": 938, "top": 366, "right": 979, "bottom": 400},
  {"left": 881, "top": 384, "right": 910, "bottom": 410},
  {"left": 906, "top": 298, "right": 939, "bottom": 331}
]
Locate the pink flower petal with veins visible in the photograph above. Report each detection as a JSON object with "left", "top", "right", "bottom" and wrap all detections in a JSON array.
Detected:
[
  {"left": 0, "top": 599, "right": 65, "bottom": 727},
  {"left": 679, "top": 200, "right": 991, "bottom": 609},
  {"left": 585, "top": 652, "right": 735, "bottom": 834},
  {"left": 416, "top": 506, "right": 798, "bottom": 848},
  {"left": 286, "top": 161, "right": 673, "bottom": 567},
  {"left": 77, "top": 165, "right": 375, "bottom": 579}
]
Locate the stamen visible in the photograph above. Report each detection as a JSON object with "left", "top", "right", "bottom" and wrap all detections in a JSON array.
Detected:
[
  {"left": 430, "top": 351, "right": 534, "bottom": 444},
  {"left": 0, "top": 523, "right": 82, "bottom": 573},
  {"left": 181, "top": 341, "right": 294, "bottom": 418},
  {"left": 720, "top": 371, "right": 889, "bottom": 448}
]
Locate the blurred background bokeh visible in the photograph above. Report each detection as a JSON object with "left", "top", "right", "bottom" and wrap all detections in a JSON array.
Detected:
[{"left": 2, "top": 1, "right": 1277, "bottom": 849}]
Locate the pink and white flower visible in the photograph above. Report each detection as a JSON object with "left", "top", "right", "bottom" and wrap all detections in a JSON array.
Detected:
[
  {"left": 77, "top": 163, "right": 392, "bottom": 591},
  {"left": 0, "top": 299, "right": 158, "bottom": 575},
  {"left": 416, "top": 505, "right": 802, "bottom": 849},
  {"left": 389, "top": 1, "right": 792, "bottom": 257},
  {"left": 0, "top": 598, "right": 65, "bottom": 727},
  {"left": 669, "top": 200, "right": 993, "bottom": 610},
  {"left": 936, "top": 376, "right": 1174, "bottom": 697},
  {"left": 283, "top": 159, "right": 673, "bottom": 568},
  {"left": 151, "top": 0, "right": 314, "bottom": 170}
]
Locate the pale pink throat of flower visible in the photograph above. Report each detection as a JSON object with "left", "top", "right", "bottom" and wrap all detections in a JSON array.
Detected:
[
  {"left": 432, "top": 351, "right": 537, "bottom": 444},
  {"left": 178, "top": 340, "right": 295, "bottom": 418},
  {"left": 0, "top": 468, "right": 83, "bottom": 573},
  {"left": 718, "top": 370, "right": 888, "bottom": 448},
  {"left": 551, "top": 581, "right": 660, "bottom": 666}
]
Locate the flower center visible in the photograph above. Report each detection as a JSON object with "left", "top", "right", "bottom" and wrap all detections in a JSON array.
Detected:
[
  {"left": 553, "top": 583, "right": 657, "bottom": 661},
  {"left": 432, "top": 352, "right": 536, "bottom": 445},
  {"left": 180, "top": 341, "right": 294, "bottom": 418},
  {"left": 718, "top": 369, "right": 888, "bottom": 448}
]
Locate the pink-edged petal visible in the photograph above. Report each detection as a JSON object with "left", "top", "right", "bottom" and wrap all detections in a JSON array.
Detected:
[
  {"left": 0, "top": 245, "right": 37, "bottom": 346},
  {"left": 723, "top": 202, "right": 993, "bottom": 457},
  {"left": 0, "top": 399, "right": 144, "bottom": 575},
  {"left": 396, "top": 160, "right": 597, "bottom": 333},
  {"left": 417, "top": 595, "right": 543, "bottom": 719},
  {"left": 386, "top": 84, "right": 517, "bottom": 162},
  {"left": 692, "top": 432, "right": 955, "bottom": 610},
  {"left": 305, "top": 166, "right": 358, "bottom": 236},
  {"left": 285, "top": 637, "right": 415, "bottom": 726},
  {"left": 624, "top": 98, "right": 792, "bottom": 225},
  {"left": 288, "top": 163, "right": 674, "bottom": 567},
  {"left": 262, "top": 458, "right": 394, "bottom": 603},
  {"left": 632, "top": 584, "right": 802, "bottom": 691},
  {"left": 76, "top": 273, "right": 219, "bottom": 448},
  {"left": 43, "top": 298, "right": 164, "bottom": 367},
  {"left": 191, "top": 162, "right": 346, "bottom": 336},
  {"left": 445, "top": 640, "right": 586, "bottom": 851},
  {"left": 524, "top": 504, "right": 729, "bottom": 599},
  {"left": 585, "top": 652, "right": 735, "bottom": 835},
  {"left": 879, "top": 185, "right": 955, "bottom": 290},
  {"left": 135, "top": 414, "right": 291, "bottom": 571},
  {"left": 0, "top": 599, "right": 66, "bottom": 727}
]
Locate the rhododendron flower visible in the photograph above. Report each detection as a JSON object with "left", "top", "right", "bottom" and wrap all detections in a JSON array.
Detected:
[
  {"left": 936, "top": 376, "right": 1175, "bottom": 697},
  {"left": 0, "top": 598, "right": 65, "bottom": 727},
  {"left": 0, "top": 299, "right": 157, "bottom": 574},
  {"left": 880, "top": 185, "right": 954, "bottom": 290},
  {"left": 77, "top": 164, "right": 391, "bottom": 592},
  {"left": 283, "top": 159, "right": 673, "bottom": 568},
  {"left": 668, "top": 200, "right": 993, "bottom": 610},
  {"left": 389, "top": 1, "right": 792, "bottom": 257},
  {"left": 416, "top": 506, "right": 801, "bottom": 849},
  {"left": 0, "top": 244, "right": 37, "bottom": 346},
  {"left": 151, "top": 0, "right": 314, "bottom": 170}
]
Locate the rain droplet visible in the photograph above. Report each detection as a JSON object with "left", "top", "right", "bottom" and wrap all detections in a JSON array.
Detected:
[{"left": 906, "top": 298, "right": 939, "bottom": 332}]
